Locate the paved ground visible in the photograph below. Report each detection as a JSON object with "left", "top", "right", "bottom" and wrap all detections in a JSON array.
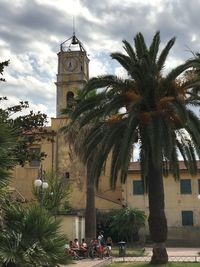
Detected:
[
  {"left": 60, "top": 257, "right": 111, "bottom": 267},
  {"left": 146, "top": 247, "right": 200, "bottom": 256},
  {"left": 60, "top": 247, "right": 200, "bottom": 267}
]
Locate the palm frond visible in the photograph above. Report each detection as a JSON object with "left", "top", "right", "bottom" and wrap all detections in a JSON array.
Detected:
[
  {"left": 157, "top": 36, "right": 176, "bottom": 72},
  {"left": 149, "top": 31, "right": 160, "bottom": 63}
]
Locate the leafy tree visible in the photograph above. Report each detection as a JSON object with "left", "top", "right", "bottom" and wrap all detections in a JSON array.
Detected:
[
  {"left": 68, "top": 32, "right": 200, "bottom": 264},
  {"left": 0, "top": 112, "right": 17, "bottom": 186},
  {"left": 97, "top": 208, "right": 146, "bottom": 243},
  {"left": 110, "top": 208, "right": 146, "bottom": 243},
  {"left": 0, "top": 60, "right": 49, "bottom": 167},
  {"left": 0, "top": 61, "right": 69, "bottom": 267},
  {"left": 0, "top": 99, "right": 48, "bottom": 166},
  {"left": 0, "top": 202, "right": 70, "bottom": 267},
  {"left": 32, "top": 171, "right": 71, "bottom": 215},
  {"left": 0, "top": 61, "right": 18, "bottom": 189},
  {"left": 0, "top": 60, "right": 9, "bottom": 82}
]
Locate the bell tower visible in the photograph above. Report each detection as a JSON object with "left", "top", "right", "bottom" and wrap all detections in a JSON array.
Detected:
[{"left": 56, "top": 34, "right": 89, "bottom": 117}]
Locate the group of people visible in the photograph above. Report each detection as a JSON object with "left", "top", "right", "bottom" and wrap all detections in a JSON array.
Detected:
[
  {"left": 64, "top": 238, "right": 88, "bottom": 259},
  {"left": 97, "top": 231, "right": 113, "bottom": 257},
  {"left": 64, "top": 232, "right": 113, "bottom": 259}
]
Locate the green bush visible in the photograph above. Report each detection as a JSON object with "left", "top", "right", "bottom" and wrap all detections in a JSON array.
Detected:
[
  {"left": 97, "top": 208, "right": 146, "bottom": 243},
  {"left": 0, "top": 203, "right": 70, "bottom": 267}
]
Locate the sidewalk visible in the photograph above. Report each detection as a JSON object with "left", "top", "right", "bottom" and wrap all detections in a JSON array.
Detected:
[
  {"left": 60, "top": 247, "right": 200, "bottom": 266},
  {"left": 60, "top": 257, "right": 112, "bottom": 267},
  {"left": 146, "top": 247, "right": 200, "bottom": 256}
]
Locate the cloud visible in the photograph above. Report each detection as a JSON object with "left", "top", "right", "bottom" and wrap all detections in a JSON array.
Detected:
[{"left": 0, "top": 0, "right": 200, "bottom": 121}]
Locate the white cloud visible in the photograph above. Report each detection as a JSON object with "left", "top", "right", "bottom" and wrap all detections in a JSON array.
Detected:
[
  {"left": 164, "top": 56, "right": 184, "bottom": 74},
  {"left": 1, "top": 0, "right": 200, "bottom": 122},
  {"left": 114, "top": 66, "right": 127, "bottom": 78},
  {"left": 89, "top": 56, "right": 109, "bottom": 77}
]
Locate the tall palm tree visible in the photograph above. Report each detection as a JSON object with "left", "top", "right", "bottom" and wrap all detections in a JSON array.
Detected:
[
  {"left": 62, "top": 120, "right": 97, "bottom": 241},
  {"left": 69, "top": 32, "right": 200, "bottom": 264},
  {"left": 62, "top": 90, "right": 99, "bottom": 241}
]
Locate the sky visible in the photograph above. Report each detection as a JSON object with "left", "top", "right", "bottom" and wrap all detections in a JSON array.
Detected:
[{"left": 1, "top": 0, "right": 200, "bottom": 123}]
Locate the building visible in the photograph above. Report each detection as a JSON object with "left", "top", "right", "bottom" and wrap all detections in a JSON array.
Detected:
[
  {"left": 127, "top": 161, "right": 200, "bottom": 246},
  {"left": 11, "top": 34, "right": 122, "bottom": 242},
  {"left": 11, "top": 34, "right": 200, "bottom": 245}
]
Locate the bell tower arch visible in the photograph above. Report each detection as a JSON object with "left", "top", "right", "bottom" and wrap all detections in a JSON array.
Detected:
[{"left": 56, "top": 34, "right": 89, "bottom": 117}]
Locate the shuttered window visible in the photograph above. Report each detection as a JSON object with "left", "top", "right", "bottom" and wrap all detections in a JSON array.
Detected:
[
  {"left": 133, "top": 180, "right": 144, "bottom": 195},
  {"left": 180, "top": 179, "right": 191, "bottom": 194},
  {"left": 182, "top": 211, "right": 193, "bottom": 226}
]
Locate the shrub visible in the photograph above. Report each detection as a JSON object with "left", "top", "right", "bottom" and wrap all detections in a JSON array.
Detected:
[{"left": 0, "top": 203, "right": 70, "bottom": 267}]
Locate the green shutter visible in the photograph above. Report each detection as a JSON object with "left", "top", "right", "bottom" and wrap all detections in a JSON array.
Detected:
[
  {"left": 133, "top": 180, "right": 144, "bottom": 195},
  {"left": 180, "top": 179, "right": 191, "bottom": 194},
  {"left": 182, "top": 211, "right": 193, "bottom": 226}
]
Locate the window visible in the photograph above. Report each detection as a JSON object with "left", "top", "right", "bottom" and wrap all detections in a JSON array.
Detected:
[
  {"left": 66, "top": 91, "right": 74, "bottom": 108},
  {"left": 64, "top": 172, "right": 70, "bottom": 179},
  {"left": 133, "top": 180, "right": 144, "bottom": 195},
  {"left": 180, "top": 179, "right": 191, "bottom": 194},
  {"left": 29, "top": 147, "right": 40, "bottom": 167},
  {"left": 182, "top": 211, "right": 193, "bottom": 226}
]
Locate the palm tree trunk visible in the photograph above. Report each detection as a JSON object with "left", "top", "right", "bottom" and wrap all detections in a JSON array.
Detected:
[
  {"left": 85, "top": 161, "right": 96, "bottom": 242},
  {"left": 147, "top": 156, "right": 168, "bottom": 264}
]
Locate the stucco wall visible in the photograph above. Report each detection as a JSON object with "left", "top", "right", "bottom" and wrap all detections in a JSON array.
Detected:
[{"left": 124, "top": 171, "right": 200, "bottom": 244}]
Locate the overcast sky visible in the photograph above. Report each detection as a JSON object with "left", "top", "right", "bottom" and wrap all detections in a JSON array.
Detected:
[{"left": 1, "top": 0, "right": 200, "bottom": 122}]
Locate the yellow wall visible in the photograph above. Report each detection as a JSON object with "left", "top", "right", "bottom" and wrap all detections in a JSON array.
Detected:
[
  {"left": 58, "top": 215, "right": 85, "bottom": 242},
  {"left": 125, "top": 170, "right": 200, "bottom": 244},
  {"left": 11, "top": 121, "right": 122, "bottom": 212}
]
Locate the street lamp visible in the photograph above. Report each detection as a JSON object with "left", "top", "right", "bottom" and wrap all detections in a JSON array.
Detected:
[{"left": 34, "top": 165, "right": 48, "bottom": 205}]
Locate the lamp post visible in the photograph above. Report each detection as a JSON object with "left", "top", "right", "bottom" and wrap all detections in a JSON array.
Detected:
[{"left": 34, "top": 165, "right": 48, "bottom": 206}]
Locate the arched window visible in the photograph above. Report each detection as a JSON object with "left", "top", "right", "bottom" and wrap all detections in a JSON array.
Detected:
[{"left": 66, "top": 91, "right": 74, "bottom": 107}]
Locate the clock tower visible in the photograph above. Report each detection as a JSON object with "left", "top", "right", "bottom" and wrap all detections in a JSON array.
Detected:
[{"left": 56, "top": 34, "right": 89, "bottom": 117}]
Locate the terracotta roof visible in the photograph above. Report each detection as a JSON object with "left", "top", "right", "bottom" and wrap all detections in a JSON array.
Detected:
[
  {"left": 23, "top": 127, "right": 55, "bottom": 135},
  {"left": 128, "top": 161, "right": 200, "bottom": 172}
]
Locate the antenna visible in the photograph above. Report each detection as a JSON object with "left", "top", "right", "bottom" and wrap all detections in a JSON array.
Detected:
[
  {"left": 73, "top": 16, "right": 75, "bottom": 36},
  {"left": 72, "top": 16, "right": 78, "bottom": 45}
]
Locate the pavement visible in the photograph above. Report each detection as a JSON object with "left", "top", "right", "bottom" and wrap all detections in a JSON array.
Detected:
[
  {"left": 146, "top": 247, "right": 200, "bottom": 256},
  {"left": 60, "top": 257, "right": 112, "bottom": 267},
  {"left": 60, "top": 247, "right": 200, "bottom": 267}
]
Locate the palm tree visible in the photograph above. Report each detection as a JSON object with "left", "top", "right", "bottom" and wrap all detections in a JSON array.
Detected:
[
  {"left": 62, "top": 121, "right": 97, "bottom": 241},
  {"left": 69, "top": 32, "right": 200, "bottom": 264},
  {"left": 0, "top": 101, "right": 17, "bottom": 189},
  {"left": 62, "top": 90, "right": 99, "bottom": 241},
  {"left": 0, "top": 203, "right": 70, "bottom": 267}
]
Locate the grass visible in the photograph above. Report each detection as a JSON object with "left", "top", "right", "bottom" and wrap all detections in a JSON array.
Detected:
[
  {"left": 112, "top": 246, "right": 147, "bottom": 257},
  {"left": 108, "top": 263, "right": 200, "bottom": 267}
]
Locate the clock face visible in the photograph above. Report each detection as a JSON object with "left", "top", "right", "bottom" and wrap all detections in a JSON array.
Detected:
[{"left": 64, "top": 58, "right": 78, "bottom": 72}]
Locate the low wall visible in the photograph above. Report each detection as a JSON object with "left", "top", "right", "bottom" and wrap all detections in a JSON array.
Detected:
[{"left": 167, "top": 226, "right": 200, "bottom": 246}]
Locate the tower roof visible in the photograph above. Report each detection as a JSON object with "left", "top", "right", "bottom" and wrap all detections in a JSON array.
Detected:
[{"left": 60, "top": 34, "right": 86, "bottom": 53}]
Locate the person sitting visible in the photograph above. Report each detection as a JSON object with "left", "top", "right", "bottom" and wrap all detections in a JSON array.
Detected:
[
  {"left": 80, "top": 238, "right": 87, "bottom": 252},
  {"left": 64, "top": 242, "right": 80, "bottom": 259},
  {"left": 73, "top": 238, "right": 80, "bottom": 249},
  {"left": 90, "top": 237, "right": 99, "bottom": 247},
  {"left": 106, "top": 236, "right": 113, "bottom": 256}
]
